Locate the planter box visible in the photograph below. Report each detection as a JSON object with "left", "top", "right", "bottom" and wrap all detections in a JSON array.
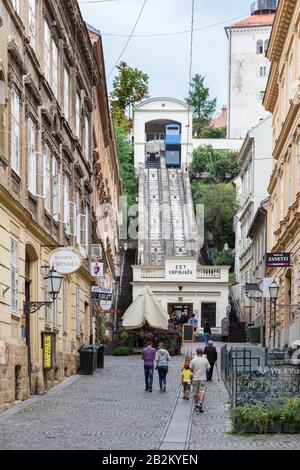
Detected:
[
  {"left": 234, "top": 421, "right": 260, "bottom": 433},
  {"left": 268, "top": 422, "right": 283, "bottom": 433},
  {"left": 283, "top": 423, "right": 300, "bottom": 434}
]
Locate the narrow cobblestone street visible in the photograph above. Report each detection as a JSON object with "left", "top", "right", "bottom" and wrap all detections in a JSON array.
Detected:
[{"left": 0, "top": 347, "right": 299, "bottom": 450}]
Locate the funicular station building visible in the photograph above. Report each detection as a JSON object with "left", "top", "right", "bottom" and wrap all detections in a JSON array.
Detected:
[{"left": 129, "top": 98, "right": 230, "bottom": 336}]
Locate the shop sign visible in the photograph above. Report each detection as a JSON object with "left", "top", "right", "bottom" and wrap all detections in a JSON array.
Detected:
[
  {"left": 266, "top": 253, "right": 291, "bottom": 267},
  {"left": 91, "top": 286, "right": 112, "bottom": 301},
  {"left": 43, "top": 333, "right": 52, "bottom": 369},
  {"left": 165, "top": 259, "right": 196, "bottom": 282},
  {"left": 49, "top": 248, "right": 83, "bottom": 274},
  {"left": 91, "top": 261, "right": 104, "bottom": 277}
]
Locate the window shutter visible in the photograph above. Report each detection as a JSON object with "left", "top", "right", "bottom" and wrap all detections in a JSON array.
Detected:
[
  {"left": 36, "top": 152, "right": 45, "bottom": 198},
  {"left": 77, "top": 213, "right": 87, "bottom": 248},
  {"left": 68, "top": 201, "right": 76, "bottom": 236},
  {"left": 52, "top": 173, "right": 61, "bottom": 221}
]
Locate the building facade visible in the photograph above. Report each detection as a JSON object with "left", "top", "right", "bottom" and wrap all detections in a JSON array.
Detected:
[
  {"left": 88, "top": 25, "right": 122, "bottom": 339},
  {"left": 263, "top": 0, "right": 300, "bottom": 348},
  {"left": 226, "top": 0, "right": 276, "bottom": 139},
  {"left": 234, "top": 116, "right": 273, "bottom": 323},
  {"left": 0, "top": 0, "right": 98, "bottom": 411}
]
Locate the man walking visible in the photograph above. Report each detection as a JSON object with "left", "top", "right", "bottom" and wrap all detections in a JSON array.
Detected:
[
  {"left": 189, "top": 348, "right": 210, "bottom": 413},
  {"left": 142, "top": 341, "right": 156, "bottom": 392},
  {"left": 204, "top": 340, "right": 218, "bottom": 381}
]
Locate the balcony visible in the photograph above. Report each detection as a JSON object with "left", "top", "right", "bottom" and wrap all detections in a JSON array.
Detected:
[{"left": 135, "top": 265, "right": 228, "bottom": 283}]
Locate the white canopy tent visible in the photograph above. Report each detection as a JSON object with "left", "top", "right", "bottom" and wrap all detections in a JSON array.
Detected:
[{"left": 122, "top": 286, "right": 169, "bottom": 330}]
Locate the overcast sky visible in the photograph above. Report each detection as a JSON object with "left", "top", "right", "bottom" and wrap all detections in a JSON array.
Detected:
[{"left": 79, "top": 0, "right": 253, "bottom": 113}]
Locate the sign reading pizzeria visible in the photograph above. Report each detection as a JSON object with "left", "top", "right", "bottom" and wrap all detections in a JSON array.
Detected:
[
  {"left": 49, "top": 248, "right": 83, "bottom": 274},
  {"left": 266, "top": 253, "right": 291, "bottom": 268},
  {"left": 165, "top": 259, "right": 197, "bottom": 282}
]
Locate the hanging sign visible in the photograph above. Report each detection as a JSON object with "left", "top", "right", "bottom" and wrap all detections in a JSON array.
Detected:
[
  {"left": 266, "top": 253, "right": 291, "bottom": 268},
  {"left": 91, "top": 286, "right": 112, "bottom": 301},
  {"left": 43, "top": 333, "right": 52, "bottom": 369},
  {"left": 49, "top": 248, "right": 83, "bottom": 274},
  {"left": 100, "top": 299, "right": 112, "bottom": 311},
  {"left": 91, "top": 261, "right": 104, "bottom": 277}
]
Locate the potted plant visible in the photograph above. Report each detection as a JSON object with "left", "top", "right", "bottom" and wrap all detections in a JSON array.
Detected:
[
  {"left": 266, "top": 400, "right": 283, "bottom": 433},
  {"left": 231, "top": 404, "right": 270, "bottom": 434}
]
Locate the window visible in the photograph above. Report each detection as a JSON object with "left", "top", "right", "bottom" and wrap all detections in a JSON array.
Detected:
[
  {"left": 201, "top": 303, "right": 216, "bottom": 327},
  {"left": 75, "top": 286, "right": 80, "bottom": 336},
  {"left": 264, "top": 40, "right": 269, "bottom": 53},
  {"left": 84, "top": 115, "right": 90, "bottom": 161},
  {"left": 280, "top": 175, "right": 284, "bottom": 220},
  {"left": 64, "top": 174, "right": 70, "bottom": 226},
  {"left": 52, "top": 156, "right": 60, "bottom": 220},
  {"left": 260, "top": 67, "right": 267, "bottom": 77},
  {"left": 11, "top": 239, "right": 19, "bottom": 314},
  {"left": 75, "top": 93, "right": 81, "bottom": 138},
  {"left": 63, "top": 279, "right": 68, "bottom": 332},
  {"left": 12, "top": 0, "right": 20, "bottom": 15},
  {"left": 52, "top": 41, "right": 58, "bottom": 98},
  {"left": 44, "top": 145, "right": 51, "bottom": 212},
  {"left": 63, "top": 67, "right": 70, "bottom": 121},
  {"left": 77, "top": 213, "right": 87, "bottom": 249},
  {"left": 260, "top": 90, "right": 265, "bottom": 101},
  {"left": 28, "top": 0, "right": 36, "bottom": 49},
  {"left": 281, "top": 79, "right": 286, "bottom": 117},
  {"left": 297, "top": 141, "right": 300, "bottom": 191},
  {"left": 28, "top": 118, "right": 36, "bottom": 194},
  {"left": 288, "top": 56, "right": 294, "bottom": 100},
  {"left": 11, "top": 88, "right": 20, "bottom": 174},
  {"left": 256, "top": 40, "right": 263, "bottom": 54},
  {"left": 44, "top": 21, "right": 51, "bottom": 84},
  {"left": 288, "top": 158, "right": 292, "bottom": 208}
]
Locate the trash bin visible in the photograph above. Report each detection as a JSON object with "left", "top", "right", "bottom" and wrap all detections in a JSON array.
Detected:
[
  {"left": 92, "top": 344, "right": 105, "bottom": 368},
  {"left": 79, "top": 346, "right": 97, "bottom": 375},
  {"left": 247, "top": 326, "right": 260, "bottom": 343}
]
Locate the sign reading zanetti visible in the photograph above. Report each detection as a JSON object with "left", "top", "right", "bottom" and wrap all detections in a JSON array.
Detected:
[
  {"left": 266, "top": 253, "right": 291, "bottom": 268},
  {"left": 165, "top": 260, "right": 197, "bottom": 282}
]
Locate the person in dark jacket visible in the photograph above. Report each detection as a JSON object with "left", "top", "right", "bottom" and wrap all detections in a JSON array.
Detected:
[
  {"left": 204, "top": 340, "right": 217, "bottom": 381},
  {"left": 203, "top": 321, "right": 211, "bottom": 345}
]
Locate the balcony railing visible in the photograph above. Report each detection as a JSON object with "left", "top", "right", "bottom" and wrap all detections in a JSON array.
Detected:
[
  {"left": 197, "top": 268, "right": 221, "bottom": 279},
  {"left": 139, "top": 267, "right": 222, "bottom": 279},
  {"left": 141, "top": 268, "right": 165, "bottom": 278}
]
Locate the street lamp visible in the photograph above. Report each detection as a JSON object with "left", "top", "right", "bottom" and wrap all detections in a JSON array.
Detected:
[
  {"left": 44, "top": 267, "right": 63, "bottom": 301},
  {"left": 269, "top": 279, "right": 279, "bottom": 348}
]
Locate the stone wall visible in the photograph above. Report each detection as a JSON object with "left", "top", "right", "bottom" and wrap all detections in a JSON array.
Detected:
[{"left": 0, "top": 343, "right": 30, "bottom": 413}]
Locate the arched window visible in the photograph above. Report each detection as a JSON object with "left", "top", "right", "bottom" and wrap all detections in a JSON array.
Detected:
[
  {"left": 257, "top": 40, "right": 263, "bottom": 54},
  {"left": 264, "top": 39, "right": 269, "bottom": 53}
]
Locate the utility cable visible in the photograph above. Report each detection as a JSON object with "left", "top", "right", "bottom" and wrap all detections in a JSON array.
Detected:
[
  {"left": 186, "top": 0, "right": 195, "bottom": 167},
  {"left": 106, "top": 0, "right": 147, "bottom": 80}
]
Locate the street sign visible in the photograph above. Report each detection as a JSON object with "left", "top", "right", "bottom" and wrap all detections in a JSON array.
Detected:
[
  {"left": 91, "top": 286, "right": 112, "bottom": 301},
  {"left": 245, "top": 283, "right": 261, "bottom": 292},
  {"left": 266, "top": 252, "right": 291, "bottom": 267}
]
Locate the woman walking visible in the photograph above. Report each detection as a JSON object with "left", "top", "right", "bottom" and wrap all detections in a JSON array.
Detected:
[
  {"left": 203, "top": 321, "right": 211, "bottom": 345},
  {"left": 156, "top": 342, "right": 171, "bottom": 392}
]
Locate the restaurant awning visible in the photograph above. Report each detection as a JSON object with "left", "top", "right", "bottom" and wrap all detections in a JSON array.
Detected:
[{"left": 122, "top": 286, "right": 169, "bottom": 330}]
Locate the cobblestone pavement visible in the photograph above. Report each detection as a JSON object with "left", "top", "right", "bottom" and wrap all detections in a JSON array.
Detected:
[
  {"left": 0, "top": 355, "right": 182, "bottom": 450},
  {"left": 188, "top": 343, "right": 300, "bottom": 450},
  {"left": 1, "top": 345, "right": 300, "bottom": 450}
]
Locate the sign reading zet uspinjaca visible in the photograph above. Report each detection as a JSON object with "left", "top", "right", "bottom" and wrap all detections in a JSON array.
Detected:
[
  {"left": 266, "top": 252, "right": 291, "bottom": 268},
  {"left": 49, "top": 248, "right": 83, "bottom": 274}
]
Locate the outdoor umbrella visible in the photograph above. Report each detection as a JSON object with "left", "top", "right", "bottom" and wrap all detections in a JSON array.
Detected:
[
  {"left": 291, "top": 340, "right": 300, "bottom": 348},
  {"left": 122, "top": 286, "right": 169, "bottom": 330}
]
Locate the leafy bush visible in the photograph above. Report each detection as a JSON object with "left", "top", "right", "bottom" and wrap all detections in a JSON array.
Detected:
[
  {"left": 231, "top": 404, "right": 270, "bottom": 433},
  {"left": 112, "top": 346, "right": 133, "bottom": 356},
  {"left": 281, "top": 398, "right": 300, "bottom": 426}
]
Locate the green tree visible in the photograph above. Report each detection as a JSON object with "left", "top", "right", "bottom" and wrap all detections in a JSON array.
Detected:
[
  {"left": 192, "top": 182, "right": 238, "bottom": 251},
  {"left": 110, "top": 61, "right": 149, "bottom": 119},
  {"left": 186, "top": 74, "right": 217, "bottom": 137},
  {"left": 200, "top": 126, "right": 227, "bottom": 139},
  {"left": 115, "top": 125, "right": 138, "bottom": 209},
  {"left": 189, "top": 145, "right": 239, "bottom": 183}
]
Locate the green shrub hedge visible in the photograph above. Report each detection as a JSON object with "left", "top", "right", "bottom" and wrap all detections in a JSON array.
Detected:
[{"left": 112, "top": 346, "right": 133, "bottom": 356}]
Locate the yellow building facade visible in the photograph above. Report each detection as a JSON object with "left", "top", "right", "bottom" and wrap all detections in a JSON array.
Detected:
[
  {"left": 0, "top": 0, "right": 95, "bottom": 411},
  {"left": 264, "top": 0, "right": 300, "bottom": 347}
]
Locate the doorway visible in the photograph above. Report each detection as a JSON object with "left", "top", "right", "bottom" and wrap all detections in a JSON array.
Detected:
[
  {"left": 168, "top": 303, "right": 193, "bottom": 326},
  {"left": 201, "top": 302, "right": 216, "bottom": 327}
]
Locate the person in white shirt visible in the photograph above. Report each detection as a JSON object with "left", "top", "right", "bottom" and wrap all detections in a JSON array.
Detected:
[{"left": 189, "top": 347, "right": 210, "bottom": 413}]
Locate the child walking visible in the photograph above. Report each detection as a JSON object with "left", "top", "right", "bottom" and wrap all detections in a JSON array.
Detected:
[{"left": 182, "top": 363, "right": 193, "bottom": 400}]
